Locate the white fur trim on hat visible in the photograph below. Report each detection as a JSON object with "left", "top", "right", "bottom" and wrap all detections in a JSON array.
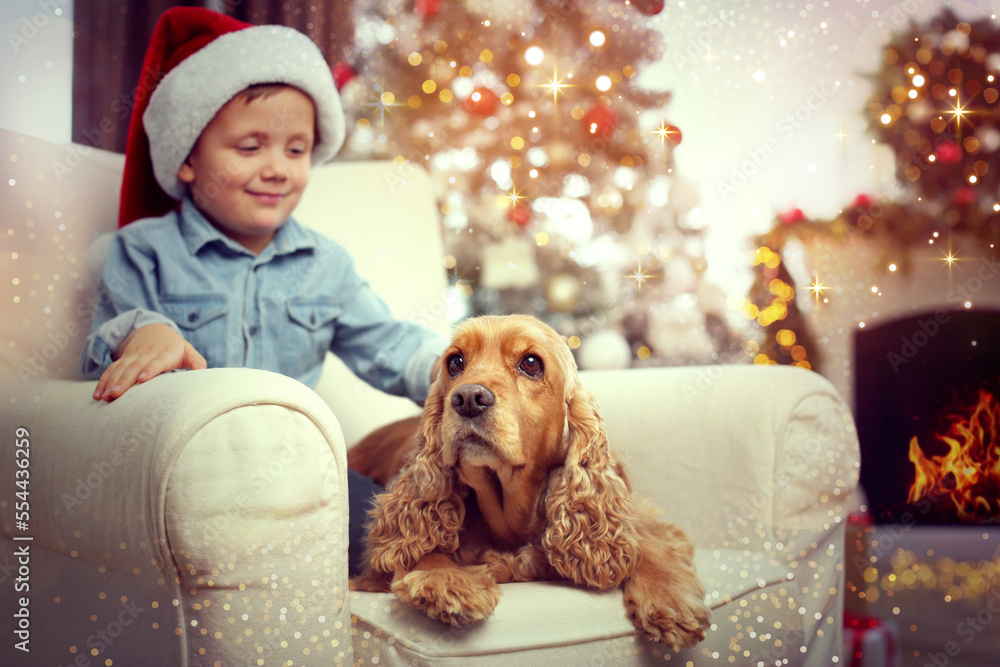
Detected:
[{"left": 143, "top": 25, "right": 345, "bottom": 200}]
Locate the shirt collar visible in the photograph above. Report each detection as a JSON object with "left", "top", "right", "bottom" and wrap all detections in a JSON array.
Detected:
[{"left": 178, "top": 197, "right": 318, "bottom": 258}]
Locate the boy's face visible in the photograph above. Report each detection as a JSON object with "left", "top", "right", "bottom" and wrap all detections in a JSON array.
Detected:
[{"left": 178, "top": 87, "right": 315, "bottom": 254}]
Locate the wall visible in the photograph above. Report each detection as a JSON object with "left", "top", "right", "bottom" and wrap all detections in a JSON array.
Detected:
[{"left": 0, "top": 0, "right": 74, "bottom": 143}]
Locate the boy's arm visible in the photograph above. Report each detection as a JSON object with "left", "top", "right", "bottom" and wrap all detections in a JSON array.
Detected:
[
  {"left": 81, "top": 232, "right": 174, "bottom": 378},
  {"left": 328, "top": 260, "right": 448, "bottom": 405},
  {"left": 403, "top": 336, "right": 450, "bottom": 404},
  {"left": 81, "top": 232, "right": 206, "bottom": 400}
]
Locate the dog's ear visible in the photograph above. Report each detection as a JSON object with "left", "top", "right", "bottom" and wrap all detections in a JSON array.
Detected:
[
  {"left": 541, "top": 385, "right": 640, "bottom": 589},
  {"left": 365, "top": 377, "right": 465, "bottom": 573}
]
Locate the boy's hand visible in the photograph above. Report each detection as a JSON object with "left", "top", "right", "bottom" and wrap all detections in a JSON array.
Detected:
[{"left": 93, "top": 323, "right": 207, "bottom": 401}]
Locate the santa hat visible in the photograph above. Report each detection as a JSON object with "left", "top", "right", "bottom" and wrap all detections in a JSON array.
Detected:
[{"left": 119, "top": 7, "right": 345, "bottom": 227}]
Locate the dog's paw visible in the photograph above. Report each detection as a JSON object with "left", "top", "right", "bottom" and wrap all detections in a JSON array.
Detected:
[
  {"left": 392, "top": 565, "right": 502, "bottom": 628},
  {"left": 625, "top": 590, "right": 711, "bottom": 651}
]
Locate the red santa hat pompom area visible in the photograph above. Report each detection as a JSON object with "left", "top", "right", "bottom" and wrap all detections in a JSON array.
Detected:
[{"left": 119, "top": 7, "right": 345, "bottom": 227}]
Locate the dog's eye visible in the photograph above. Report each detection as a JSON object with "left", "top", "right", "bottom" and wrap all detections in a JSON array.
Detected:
[
  {"left": 447, "top": 353, "right": 465, "bottom": 377},
  {"left": 519, "top": 354, "right": 544, "bottom": 378}
]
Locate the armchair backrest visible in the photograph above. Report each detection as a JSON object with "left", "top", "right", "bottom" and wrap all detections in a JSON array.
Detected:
[
  {"left": 0, "top": 128, "right": 450, "bottom": 444},
  {"left": 298, "top": 160, "right": 451, "bottom": 442}
]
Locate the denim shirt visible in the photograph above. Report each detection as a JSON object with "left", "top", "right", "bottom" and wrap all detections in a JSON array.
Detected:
[{"left": 81, "top": 198, "right": 447, "bottom": 403}]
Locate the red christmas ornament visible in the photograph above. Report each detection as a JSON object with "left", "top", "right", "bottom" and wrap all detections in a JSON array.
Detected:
[
  {"left": 952, "top": 186, "right": 977, "bottom": 207},
  {"left": 779, "top": 208, "right": 805, "bottom": 225},
  {"left": 415, "top": 0, "right": 441, "bottom": 19},
  {"left": 851, "top": 193, "right": 873, "bottom": 209},
  {"left": 663, "top": 123, "right": 682, "bottom": 146},
  {"left": 583, "top": 105, "right": 619, "bottom": 139},
  {"left": 508, "top": 205, "right": 532, "bottom": 228},
  {"left": 936, "top": 140, "right": 962, "bottom": 165},
  {"left": 633, "top": 0, "right": 666, "bottom": 16},
  {"left": 332, "top": 62, "right": 356, "bottom": 90},
  {"left": 463, "top": 87, "right": 499, "bottom": 116}
]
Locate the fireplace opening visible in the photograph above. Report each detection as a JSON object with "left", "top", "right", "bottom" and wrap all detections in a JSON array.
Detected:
[{"left": 854, "top": 309, "right": 1000, "bottom": 525}]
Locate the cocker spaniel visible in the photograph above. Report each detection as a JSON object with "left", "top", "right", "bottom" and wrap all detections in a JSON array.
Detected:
[{"left": 347, "top": 314, "right": 710, "bottom": 651}]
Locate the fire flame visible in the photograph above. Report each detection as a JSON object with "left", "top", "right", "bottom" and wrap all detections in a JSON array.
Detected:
[{"left": 907, "top": 389, "right": 1000, "bottom": 522}]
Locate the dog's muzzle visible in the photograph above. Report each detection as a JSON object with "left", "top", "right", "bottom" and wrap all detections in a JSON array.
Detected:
[{"left": 451, "top": 384, "right": 495, "bottom": 419}]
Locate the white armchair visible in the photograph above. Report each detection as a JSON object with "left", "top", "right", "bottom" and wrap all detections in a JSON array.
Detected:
[{"left": 0, "top": 128, "right": 860, "bottom": 666}]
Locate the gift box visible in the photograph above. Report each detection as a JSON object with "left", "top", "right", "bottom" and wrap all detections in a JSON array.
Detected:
[{"left": 844, "top": 612, "right": 902, "bottom": 667}]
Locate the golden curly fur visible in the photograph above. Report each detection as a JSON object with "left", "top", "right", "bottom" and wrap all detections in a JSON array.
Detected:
[{"left": 348, "top": 314, "right": 710, "bottom": 650}]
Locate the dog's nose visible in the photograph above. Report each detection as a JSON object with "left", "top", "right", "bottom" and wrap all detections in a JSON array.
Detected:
[{"left": 451, "top": 384, "right": 495, "bottom": 419}]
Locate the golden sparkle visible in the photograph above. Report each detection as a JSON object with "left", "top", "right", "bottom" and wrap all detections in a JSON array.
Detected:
[
  {"left": 541, "top": 69, "right": 572, "bottom": 103},
  {"left": 365, "top": 81, "right": 403, "bottom": 126},
  {"left": 946, "top": 94, "right": 972, "bottom": 131},
  {"left": 505, "top": 186, "right": 524, "bottom": 208},
  {"left": 448, "top": 267, "right": 473, "bottom": 295},
  {"left": 629, "top": 263, "right": 655, "bottom": 292},
  {"left": 808, "top": 273, "right": 828, "bottom": 302},
  {"left": 934, "top": 232, "right": 962, "bottom": 284},
  {"left": 937, "top": 238, "right": 962, "bottom": 281},
  {"left": 651, "top": 122, "right": 681, "bottom": 145}
]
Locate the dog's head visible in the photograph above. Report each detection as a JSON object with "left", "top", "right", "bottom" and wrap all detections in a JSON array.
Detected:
[
  {"left": 439, "top": 314, "right": 571, "bottom": 470},
  {"left": 367, "top": 314, "right": 639, "bottom": 588}
]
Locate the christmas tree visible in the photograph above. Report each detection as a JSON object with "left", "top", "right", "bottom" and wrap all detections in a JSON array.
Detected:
[
  {"left": 746, "top": 218, "right": 824, "bottom": 372},
  {"left": 339, "top": 0, "right": 745, "bottom": 369}
]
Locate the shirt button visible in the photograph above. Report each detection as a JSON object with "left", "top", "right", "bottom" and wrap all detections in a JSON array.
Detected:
[
  {"left": 188, "top": 311, "right": 199, "bottom": 323},
  {"left": 249, "top": 325, "right": 259, "bottom": 337}
]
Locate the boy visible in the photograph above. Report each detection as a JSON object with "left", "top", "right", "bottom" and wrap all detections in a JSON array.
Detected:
[{"left": 81, "top": 7, "right": 446, "bottom": 573}]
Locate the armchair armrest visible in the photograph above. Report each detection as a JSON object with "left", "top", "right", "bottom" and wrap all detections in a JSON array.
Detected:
[
  {"left": 581, "top": 365, "right": 860, "bottom": 663},
  {"left": 581, "top": 364, "right": 860, "bottom": 548},
  {"left": 14, "top": 368, "right": 352, "bottom": 666}
]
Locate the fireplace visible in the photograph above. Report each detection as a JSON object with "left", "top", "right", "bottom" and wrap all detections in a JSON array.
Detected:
[{"left": 854, "top": 309, "right": 1000, "bottom": 525}]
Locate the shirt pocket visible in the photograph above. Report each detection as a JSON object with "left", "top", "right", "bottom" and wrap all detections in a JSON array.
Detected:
[
  {"left": 161, "top": 293, "right": 229, "bottom": 367},
  {"left": 282, "top": 297, "right": 342, "bottom": 378}
]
